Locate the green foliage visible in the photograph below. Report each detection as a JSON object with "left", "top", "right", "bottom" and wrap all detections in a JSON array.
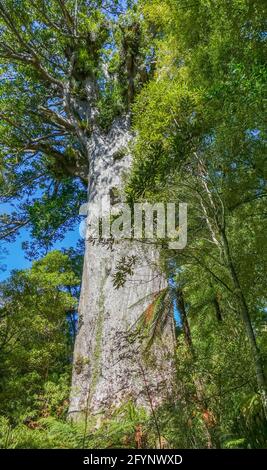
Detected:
[
  {"left": 0, "top": 0, "right": 151, "bottom": 244},
  {"left": 0, "top": 251, "right": 80, "bottom": 423},
  {"left": 0, "top": 402, "right": 151, "bottom": 449},
  {"left": 125, "top": 0, "right": 267, "bottom": 448}
]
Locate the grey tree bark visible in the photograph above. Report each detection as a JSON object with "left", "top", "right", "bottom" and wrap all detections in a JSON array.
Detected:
[{"left": 68, "top": 116, "right": 176, "bottom": 420}]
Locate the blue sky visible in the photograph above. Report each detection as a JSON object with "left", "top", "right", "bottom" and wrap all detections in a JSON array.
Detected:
[{"left": 0, "top": 220, "right": 80, "bottom": 281}]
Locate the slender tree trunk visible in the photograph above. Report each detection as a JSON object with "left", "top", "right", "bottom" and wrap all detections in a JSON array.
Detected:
[
  {"left": 221, "top": 228, "right": 267, "bottom": 421},
  {"left": 213, "top": 295, "right": 223, "bottom": 323},
  {"left": 197, "top": 157, "right": 267, "bottom": 420},
  {"left": 176, "top": 289, "right": 220, "bottom": 448},
  {"left": 69, "top": 117, "right": 176, "bottom": 420},
  {"left": 176, "top": 289, "right": 194, "bottom": 353}
]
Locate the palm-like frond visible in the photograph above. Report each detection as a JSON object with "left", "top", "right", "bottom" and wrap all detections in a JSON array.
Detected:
[{"left": 133, "top": 287, "right": 174, "bottom": 350}]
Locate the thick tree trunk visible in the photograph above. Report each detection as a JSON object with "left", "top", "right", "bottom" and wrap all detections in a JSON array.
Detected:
[{"left": 69, "top": 117, "right": 176, "bottom": 420}]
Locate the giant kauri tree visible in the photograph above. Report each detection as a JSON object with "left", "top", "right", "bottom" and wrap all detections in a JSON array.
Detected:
[{"left": 0, "top": 0, "right": 175, "bottom": 421}]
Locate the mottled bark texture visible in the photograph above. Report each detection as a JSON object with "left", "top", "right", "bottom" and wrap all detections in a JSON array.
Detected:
[{"left": 69, "top": 117, "right": 176, "bottom": 420}]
